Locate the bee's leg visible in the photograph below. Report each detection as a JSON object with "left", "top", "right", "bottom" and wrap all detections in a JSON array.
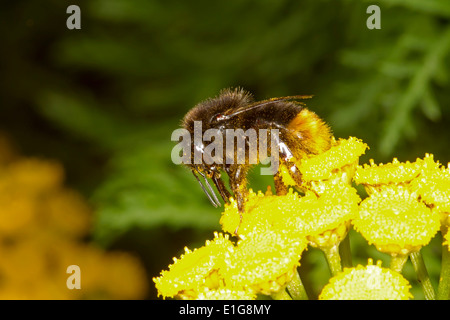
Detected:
[
  {"left": 278, "top": 141, "right": 303, "bottom": 187},
  {"left": 225, "top": 165, "right": 248, "bottom": 235},
  {"left": 286, "top": 161, "right": 302, "bottom": 185},
  {"left": 274, "top": 171, "right": 288, "bottom": 196},
  {"left": 212, "top": 175, "right": 232, "bottom": 203},
  {"left": 283, "top": 161, "right": 321, "bottom": 197}
]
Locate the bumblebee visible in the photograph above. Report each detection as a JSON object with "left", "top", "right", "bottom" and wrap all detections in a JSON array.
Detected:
[{"left": 181, "top": 88, "right": 332, "bottom": 216}]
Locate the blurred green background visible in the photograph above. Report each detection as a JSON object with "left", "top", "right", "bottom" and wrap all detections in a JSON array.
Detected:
[{"left": 1, "top": 0, "right": 449, "bottom": 299}]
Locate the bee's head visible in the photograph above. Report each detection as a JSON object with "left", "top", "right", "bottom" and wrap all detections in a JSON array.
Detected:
[
  {"left": 181, "top": 87, "right": 253, "bottom": 132},
  {"left": 179, "top": 88, "right": 252, "bottom": 207}
]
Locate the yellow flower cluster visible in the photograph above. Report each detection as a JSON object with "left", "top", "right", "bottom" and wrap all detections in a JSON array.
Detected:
[
  {"left": 353, "top": 154, "right": 445, "bottom": 256},
  {"left": 156, "top": 135, "right": 449, "bottom": 300},
  {"left": 154, "top": 232, "right": 235, "bottom": 299},
  {"left": 220, "top": 185, "right": 359, "bottom": 249},
  {"left": 155, "top": 137, "right": 365, "bottom": 299},
  {"left": 154, "top": 230, "right": 306, "bottom": 299},
  {"left": 0, "top": 139, "right": 148, "bottom": 299}
]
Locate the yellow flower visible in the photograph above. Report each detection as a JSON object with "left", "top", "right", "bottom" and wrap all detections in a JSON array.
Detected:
[
  {"left": 0, "top": 143, "right": 149, "bottom": 299},
  {"left": 196, "top": 288, "right": 256, "bottom": 300},
  {"left": 354, "top": 156, "right": 426, "bottom": 195},
  {"left": 153, "top": 232, "right": 234, "bottom": 299},
  {"left": 2, "top": 158, "right": 64, "bottom": 194},
  {"left": 353, "top": 187, "right": 440, "bottom": 255},
  {"left": 221, "top": 229, "right": 306, "bottom": 296},
  {"left": 220, "top": 189, "right": 274, "bottom": 236},
  {"left": 0, "top": 158, "right": 65, "bottom": 235},
  {"left": 221, "top": 181, "right": 359, "bottom": 249},
  {"left": 354, "top": 153, "right": 449, "bottom": 228},
  {"left": 0, "top": 217, "right": 149, "bottom": 300},
  {"left": 51, "top": 238, "right": 149, "bottom": 300},
  {"left": 298, "top": 136, "right": 368, "bottom": 184},
  {"left": 354, "top": 153, "right": 445, "bottom": 196},
  {"left": 0, "top": 189, "right": 36, "bottom": 235},
  {"left": 220, "top": 187, "right": 309, "bottom": 236},
  {"left": 411, "top": 156, "right": 450, "bottom": 223},
  {"left": 355, "top": 158, "right": 421, "bottom": 185},
  {"left": 319, "top": 259, "right": 412, "bottom": 300},
  {"left": 285, "top": 182, "right": 360, "bottom": 248},
  {"left": 75, "top": 248, "right": 148, "bottom": 300},
  {"left": 43, "top": 189, "right": 92, "bottom": 238}
]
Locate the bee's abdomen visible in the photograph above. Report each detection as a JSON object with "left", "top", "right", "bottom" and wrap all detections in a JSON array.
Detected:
[{"left": 287, "top": 108, "right": 332, "bottom": 155}]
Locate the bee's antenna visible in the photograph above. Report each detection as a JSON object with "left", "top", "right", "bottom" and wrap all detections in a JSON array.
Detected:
[
  {"left": 216, "top": 95, "right": 313, "bottom": 121},
  {"left": 192, "top": 170, "right": 221, "bottom": 207}
]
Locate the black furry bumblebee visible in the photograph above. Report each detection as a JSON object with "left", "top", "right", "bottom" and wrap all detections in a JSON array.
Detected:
[{"left": 181, "top": 88, "right": 332, "bottom": 219}]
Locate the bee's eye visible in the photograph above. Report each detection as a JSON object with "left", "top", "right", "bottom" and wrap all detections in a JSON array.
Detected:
[{"left": 214, "top": 113, "right": 227, "bottom": 122}]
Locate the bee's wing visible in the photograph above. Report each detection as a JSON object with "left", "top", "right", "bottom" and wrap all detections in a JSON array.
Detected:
[{"left": 218, "top": 95, "right": 313, "bottom": 121}]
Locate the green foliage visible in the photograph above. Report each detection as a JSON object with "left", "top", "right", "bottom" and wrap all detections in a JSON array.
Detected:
[
  {"left": 1, "top": 0, "right": 449, "bottom": 298},
  {"left": 328, "top": 4, "right": 450, "bottom": 156},
  {"left": 37, "top": 90, "right": 222, "bottom": 245}
]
